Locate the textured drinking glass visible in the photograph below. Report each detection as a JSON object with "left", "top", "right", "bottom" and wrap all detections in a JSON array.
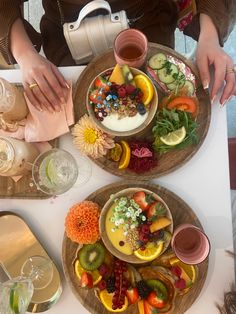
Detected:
[
  {"left": 32, "top": 148, "right": 79, "bottom": 195},
  {"left": 171, "top": 224, "right": 210, "bottom": 265},
  {"left": 114, "top": 29, "right": 148, "bottom": 68}
]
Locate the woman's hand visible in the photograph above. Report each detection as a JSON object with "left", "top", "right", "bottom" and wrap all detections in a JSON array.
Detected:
[
  {"left": 10, "top": 18, "right": 69, "bottom": 112},
  {"left": 196, "top": 14, "right": 235, "bottom": 106},
  {"left": 18, "top": 50, "right": 69, "bottom": 112}
]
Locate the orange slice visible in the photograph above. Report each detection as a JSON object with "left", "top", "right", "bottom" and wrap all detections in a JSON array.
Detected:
[
  {"left": 99, "top": 289, "right": 128, "bottom": 312},
  {"left": 134, "top": 242, "right": 164, "bottom": 261},
  {"left": 169, "top": 257, "right": 196, "bottom": 284},
  {"left": 134, "top": 74, "right": 154, "bottom": 105},
  {"left": 118, "top": 140, "right": 131, "bottom": 170},
  {"left": 150, "top": 217, "right": 172, "bottom": 233},
  {"left": 74, "top": 259, "right": 102, "bottom": 286}
]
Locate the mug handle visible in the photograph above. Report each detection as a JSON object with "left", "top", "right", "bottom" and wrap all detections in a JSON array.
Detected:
[{"left": 73, "top": 0, "right": 112, "bottom": 30}]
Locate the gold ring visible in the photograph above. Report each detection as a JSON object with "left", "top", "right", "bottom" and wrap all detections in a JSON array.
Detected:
[{"left": 29, "top": 83, "right": 38, "bottom": 89}]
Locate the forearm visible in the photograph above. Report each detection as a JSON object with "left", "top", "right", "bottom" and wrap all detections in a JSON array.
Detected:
[
  {"left": 10, "top": 18, "right": 37, "bottom": 65},
  {"left": 199, "top": 13, "right": 219, "bottom": 45}
]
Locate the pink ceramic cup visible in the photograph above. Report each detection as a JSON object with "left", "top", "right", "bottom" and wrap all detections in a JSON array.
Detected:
[
  {"left": 113, "top": 29, "right": 148, "bottom": 69},
  {"left": 171, "top": 224, "right": 210, "bottom": 265}
]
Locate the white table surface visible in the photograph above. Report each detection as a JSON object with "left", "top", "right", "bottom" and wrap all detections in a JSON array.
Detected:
[{"left": 0, "top": 66, "right": 234, "bottom": 314}]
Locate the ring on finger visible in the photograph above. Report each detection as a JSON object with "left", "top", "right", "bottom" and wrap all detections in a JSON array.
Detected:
[{"left": 29, "top": 83, "right": 38, "bottom": 90}]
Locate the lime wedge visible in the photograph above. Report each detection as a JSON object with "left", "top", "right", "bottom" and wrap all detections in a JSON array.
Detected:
[
  {"left": 160, "top": 126, "right": 186, "bottom": 146},
  {"left": 45, "top": 159, "right": 58, "bottom": 184},
  {"left": 9, "top": 285, "right": 20, "bottom": 314}
]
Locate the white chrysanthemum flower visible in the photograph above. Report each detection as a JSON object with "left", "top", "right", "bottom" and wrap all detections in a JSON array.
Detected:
[{"left": 72, "top": 114, "right": 115, "bottom": 159}]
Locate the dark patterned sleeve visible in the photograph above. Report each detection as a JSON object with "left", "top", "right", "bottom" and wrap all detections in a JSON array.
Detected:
[
  {"left": 183, "top": 0, "right": 235, "bottom": 46},
  {"left": 0, "top": 0, "right": 41, "bottom": 64}
]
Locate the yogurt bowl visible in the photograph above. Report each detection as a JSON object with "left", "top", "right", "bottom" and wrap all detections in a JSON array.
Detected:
[{"left": 86, "top": 65, "right": 158, "bottom": 137}]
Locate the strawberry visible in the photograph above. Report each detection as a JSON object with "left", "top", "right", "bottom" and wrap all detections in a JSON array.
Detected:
[
  {"left": 125, "top": 84, "right": 136, "bottom": 95},
  {"left": 94, "top": 76, "right": 110, "bottom": 91},
  {"left": 147, "top": 201, "right": 166, "bottom": 219},
  {"left": 147, "top": 291, "right": 166, "bottom": 309},
  {"left": 126, "top": 287, "right": 139, "bottom": 304},
  {"left": 132, "top": 191, "right": 150, "bottom": 211},
  {"left": 170, "top": 265, "right": 182, "bottom": 277},
  {"left": 80, "top": 272, "right": 93, "bottom": 289},
  {"left": 143, "top": 300, "right": 159, "bottom": 314}
]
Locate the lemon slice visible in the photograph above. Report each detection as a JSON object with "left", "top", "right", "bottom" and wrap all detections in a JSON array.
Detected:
[
  {"left": 134, "top": 74, "right": 154, "bottom": 105},
  {"left": 99, "top": 289, "right": 128, "bottom": 312},
  {"left": 74, "top": 260, "right": 102, "bottom": 286},
  {"left": 160, "top": 126, "right": 186, "bottom": 146},
  {"left": 118, "top": 141, "right": 131, "bottom": 170},
  {"left": 134, "top": 242, "right": 164, "bottom": 261}
]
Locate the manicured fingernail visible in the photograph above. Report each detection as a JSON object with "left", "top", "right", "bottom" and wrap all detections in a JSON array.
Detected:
[
  {"left": 203, "top": 80, "right": 209, "bottom": 90},
  {"left": 211, "top": 95, "right": 216, "bottom": 104},
  {"left": 65, "top": 82, "right": 70, "bottom": 89},
  {"left": 221, "top": 96, "right": 232, "bottom": 107}
]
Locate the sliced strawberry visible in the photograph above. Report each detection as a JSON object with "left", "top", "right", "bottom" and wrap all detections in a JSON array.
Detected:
[
  {"left": 80, "top": 272, "right": 93, "bottom": 289},
  {"left": 143, "top": 299, "right": 159, "bottom": 314},
  {"left": 147, "top": 291, "right": 166, "bottom": 309},
  {"left": 126, "top": 287, "right": 139, "bottom": 304},
  {"left": 147, "top": 201, "right": 166, "bottom": 219},
  {"left": 94, "top": 76, "right": 110, "bottom": 91},
  {"left": 170, "top": 265, "right": 182, "bottom": 278},
  {"left": 132, "top": 191, "right": 150, "bottom": 211}
]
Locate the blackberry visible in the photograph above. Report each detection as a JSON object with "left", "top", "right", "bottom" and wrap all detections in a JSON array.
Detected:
[
  {"left": 137, "top": 280, "right": 152, "bottom": 299},
  {"left": 106, "top": 277, "right": 115, "bottom": 293}
]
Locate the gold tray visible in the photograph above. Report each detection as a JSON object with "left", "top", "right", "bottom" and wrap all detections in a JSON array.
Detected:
[{"left": 0, "top": 211, "right": 62, "bottom": 312}]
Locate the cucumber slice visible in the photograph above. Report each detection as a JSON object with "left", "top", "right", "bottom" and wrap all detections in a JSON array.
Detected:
[
  {"left": 166, "top": 71, "right": 185, "bottom": 90},
  {"left": 182, "top": 80, "right": 195, "bottom": 96},
  {"left": 148, "top": 53, "right": 167, "bottom": 70},
  {"left": 157, "top": 63, "right": 179, "bottom": 84}
]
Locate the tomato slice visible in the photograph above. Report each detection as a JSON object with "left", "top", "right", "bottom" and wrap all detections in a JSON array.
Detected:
[{"left": 166, "top": 96, "right": 198, "bottom": 118}]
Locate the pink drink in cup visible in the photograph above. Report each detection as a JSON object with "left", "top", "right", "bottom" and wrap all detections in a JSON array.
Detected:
[
  {"left": 114, "top": 29, "right": 148, "bottom": 69},
  {"left": 171, "top": 224, "right": 210, "bottom": 265}
]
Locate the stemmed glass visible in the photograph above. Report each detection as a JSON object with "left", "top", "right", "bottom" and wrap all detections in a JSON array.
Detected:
[
  {"left": 0, "top": 255, "right": 53, "bottom": 314},
  {"left": 32, "top": 148, "right": 91, "bottom": 196}
]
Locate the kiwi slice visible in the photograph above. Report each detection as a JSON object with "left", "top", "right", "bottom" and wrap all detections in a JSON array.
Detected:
[
  {"left": 146, "top": 279, "right": 168, "bottom": 301},
  {"left": 78, "top": 243, "right": 105, "bottom": 271}
]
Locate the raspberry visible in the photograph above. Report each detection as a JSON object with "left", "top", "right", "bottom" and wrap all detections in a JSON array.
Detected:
[
  {"left": 118, "top": 87, "right": 127, "bottom": 98},
  {"left": 139, "top": 233, "right": 149, "bottom": 243},
  {"left": 125, "top": 84, "right": 136, "bottom": 95},
  {"left": 175, "top": 278, "right": 186, "bottom": 290},
  {"left": 140, "top": 224, "right": 150, "bottom": 234},
  {"left": 171, "top": 266, "right": 182, "bottom": 277}
]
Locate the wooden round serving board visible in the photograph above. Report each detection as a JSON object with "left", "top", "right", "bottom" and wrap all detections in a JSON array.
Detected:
[
  {"left": 62, "top": 181, "right": 208, "bottom": 314},
  {"left": 73, "top": 43, "right": 211, "bottom": 180}
]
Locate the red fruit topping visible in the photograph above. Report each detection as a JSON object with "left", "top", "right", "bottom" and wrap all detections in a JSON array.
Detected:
[
  {"left": 126, "top": 287, "right": 139, "bottom": 304},
  {"left": 80, "top": 272, "right": 93, "bottom": 289},
  {"left": 139, "top": 233, "right": 149, "bottom": 243},
  {"left": 97, "top": 279, "right": 107, "bottom": 291},
  {"left": 125, "top": 84, "right": 136, "bottom": 95},
  {"left": 118, "top": 87, "right": 127, "bottom": 98},
  {"left": 175, "top": 278, "right": 187, "bottom": 290},
  {"left": 147, "top": 291, "right": 166, "bottom": 309},
  {"left": 133, "top": 191, "right": 150, "bottom": 211},
  {"left": 89, "top": 89, "right": 105, "bottom": 104},
  {"left": 98, "top": 264, "right": 110, "bottom": 277},
  {"left": 140, "top": 224, "right": 150, "bottom": 234},
  {"left": 94, "top": 76, "right": 110, "bottom": 92},
  {"left": 171, "top": 266, "right": 182, "bottom": 277}
]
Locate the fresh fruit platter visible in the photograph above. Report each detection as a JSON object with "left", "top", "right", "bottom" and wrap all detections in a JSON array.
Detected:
[
  {"left": 72, "top": 43, "right": 211, "bottom": 179},
  {"left": 62, "top": 181, "right": 208, "bottom": 314}
]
